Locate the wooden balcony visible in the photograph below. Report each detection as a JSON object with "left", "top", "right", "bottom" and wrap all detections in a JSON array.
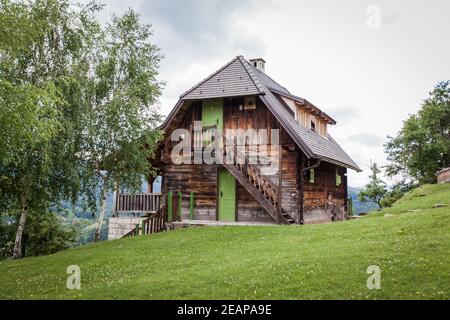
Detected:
[{"left": 115, "top": 193, "right": 162, "bottom": 215}]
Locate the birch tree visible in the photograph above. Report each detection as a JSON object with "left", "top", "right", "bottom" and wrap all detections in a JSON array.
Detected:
[
  {"left": 84, "top": 10, "right": 163, "bottom": 242},
  {"left": 0, "top": 0, "right": 101, "bottom": 258}
]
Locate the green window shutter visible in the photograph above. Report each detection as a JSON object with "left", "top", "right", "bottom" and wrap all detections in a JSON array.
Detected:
[
  {"left": 309, "top": 169, "right": 315, "bottom": 183},
  {"left": 201, "top": 100, "right": 223, "bottom": 146},
  {"left": 336, "top": 172, "right": 341, "bottom": 186}
]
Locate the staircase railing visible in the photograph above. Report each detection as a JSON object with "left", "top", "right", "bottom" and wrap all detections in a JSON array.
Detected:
[
  {"left": 208, "top": 126, "right": 293, "bottom": 224},
  {"left": 122, "top": 204, "right": 167, "bottom": 238},
  {"left": 228, "top": 138, "right": 279, "bottom": 208}
]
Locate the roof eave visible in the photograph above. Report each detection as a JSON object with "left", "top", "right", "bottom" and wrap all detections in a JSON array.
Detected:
[{"left": 317, "top": 156, "right": 362, "bottom": 172}]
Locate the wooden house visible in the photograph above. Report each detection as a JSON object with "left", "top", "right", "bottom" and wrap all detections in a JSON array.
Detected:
[
  {"left": 437, "top": 168, "right": 450, "bottom": 184},
  {"left": 110, "top": 56, "right": 361, "bottom": 238}
]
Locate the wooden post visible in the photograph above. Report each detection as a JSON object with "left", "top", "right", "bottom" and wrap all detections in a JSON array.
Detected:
[
  {"left": 277, "top": 126, "right": 282, "bottom": 221},
  {"left": 111, "top": 181, "right": 118, "bottom": 217},
  {"left": 167, "top": 191, "right": 173, "bottom": 222},
  {"left": 297, "top": 152, "right": 305, "bottom": 224},
  {"left": 189, "top": 192, "right": 194, "bottom": 220},
  {"left": 343, "top": 168, "right": 349, "bottom": 217},
  {"left": 178, "top": 191, "right": 182, "bottom": 221},
  {"left": 134, "top": 224, "right": 139, "bottom": 236},
  {"left": 142, "top": 220, "right": 146, "bottom": 235}
]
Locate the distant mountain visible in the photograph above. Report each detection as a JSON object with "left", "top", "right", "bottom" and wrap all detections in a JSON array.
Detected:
[{"left": 348, "top": 186, "right": 379, "bottom": 215}]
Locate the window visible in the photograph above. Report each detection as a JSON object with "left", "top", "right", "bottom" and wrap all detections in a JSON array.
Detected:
[
  {"left": 306, "top": 169, "right": 315, "bottom": 183},
  {"left": 310, "top": 120, "right": 316, "bottom": 132}
]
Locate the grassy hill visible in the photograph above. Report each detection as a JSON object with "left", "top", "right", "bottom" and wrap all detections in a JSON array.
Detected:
[{"left": 0, "top": 184, "right": 449, "bottom": 300}]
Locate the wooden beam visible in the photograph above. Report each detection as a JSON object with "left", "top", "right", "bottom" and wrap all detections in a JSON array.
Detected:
[
  {"left": 189, "top": 192, "right": 194, "bottom": 220},
  {"left": 277, "top": 125, "right": 282, "bottom": 221},
  {"left": 296, "top": 148, "right": 305, "bottom": 224}
]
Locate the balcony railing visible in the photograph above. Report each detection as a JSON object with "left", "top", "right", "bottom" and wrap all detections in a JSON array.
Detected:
[{"left": 115, "top": 193, "right": 161, "bottom": 214}]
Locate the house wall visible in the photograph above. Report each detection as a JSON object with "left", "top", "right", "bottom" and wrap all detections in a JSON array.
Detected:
[
  {"left": 223, "top": 97, "right": 299, "bottom": 221},
  {"left": 303, "top": 162, "right": 347, "bottom": 224},
  {"left": 297, "top": 107, "right": 328, "bottom": 137},
  {"left": 437, "top": 168, "right": 450, "bottom": 184},
  {"left": 159, "top": 97, "right": 299, "bottom": 223},
  {"left": 158, "top": 96, "right": 347, "bottom": 224}
]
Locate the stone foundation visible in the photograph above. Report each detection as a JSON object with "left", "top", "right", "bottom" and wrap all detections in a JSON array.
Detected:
[{"left": 108, "top": 217, "right": 146, "bottom": 240}]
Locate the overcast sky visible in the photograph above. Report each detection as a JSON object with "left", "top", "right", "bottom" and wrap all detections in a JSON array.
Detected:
[{"left": 95, "top": 0, "right": 450, "bottom": 187}]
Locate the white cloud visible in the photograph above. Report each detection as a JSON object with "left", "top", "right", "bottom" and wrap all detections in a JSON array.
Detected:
[{"left": 348, "top": 133, "right": 385, "bottom": 147}]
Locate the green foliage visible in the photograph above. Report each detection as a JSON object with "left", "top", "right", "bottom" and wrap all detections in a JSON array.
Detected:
[
  {"left": 81, "top": 8, "right": 164, "bottom": 193},
  {"left": 0, "top": 0, "right": 164, "bottom": 254},
  {"left": 75, "top": 220, "right": 108, "bottom": 244},
  {"left": 347, "top": 186, "right": 379, "bottom": 214},
  {"left": 379, "top": 189, "right": 404, "bottom": 208},
  {"left": 385, "top": 81, "right": 450, "bottom": 184},
  {"left": 0, "top": 210, "right": 76, "bottom": 260},
  {"left": 0, "top": 0, "right": 103, "bottom": 257},
  {"left": 358, "top": 162, "right": 388, "bottom": 209},
  {"left": 77, "top": 9, "right": 164, "bottom": 241},
  {"left": 0, "top": 184, "right": 448, "bottom": 299}
]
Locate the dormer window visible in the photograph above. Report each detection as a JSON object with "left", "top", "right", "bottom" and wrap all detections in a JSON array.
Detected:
[{"left": 310, "top": 120, "right": 316, "bottom": 132}]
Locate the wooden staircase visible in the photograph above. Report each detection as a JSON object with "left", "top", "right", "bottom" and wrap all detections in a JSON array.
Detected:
[
  {"left": 121, "top": 205, "right": 168, "bottom": 238},
  {"left": 215, "top": 131, "right": 295, "bottom": 225}
]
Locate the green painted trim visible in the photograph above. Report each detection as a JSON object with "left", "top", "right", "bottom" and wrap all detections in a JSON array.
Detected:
[
  {"left": 178, "top": 191, "right": 182, "bottom": 221},
  {"left": 167, "top": 191, "right": 173, "bottom": 222},
  {"left": 189, "top": 192, "right": 194, "bottom": 220}
]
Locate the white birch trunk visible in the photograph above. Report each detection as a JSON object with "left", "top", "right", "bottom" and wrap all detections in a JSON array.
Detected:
[
  {"left": 93, "top": 176, "right": 109, "bottom": 242},
  {"left": 12, "top": 194, "right": 28, "bottom": 259}
]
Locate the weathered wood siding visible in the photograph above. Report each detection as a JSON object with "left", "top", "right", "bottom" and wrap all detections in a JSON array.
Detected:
[
  {"left": 303, "top": 162, "right": 347, "bottom": 223},
  {"left": 158, "top": 96, "right": 347, "bottom": 224},
  {"left": 223, "top": 97, "right": 298, "bottom": 221},
  {"left": 159, "top": 97, "right": 295, "bottom": 222}
]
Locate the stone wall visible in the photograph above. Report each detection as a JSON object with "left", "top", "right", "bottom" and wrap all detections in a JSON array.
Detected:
[{"left": 108, "top": 217, "right": 145, "bottom": 240}]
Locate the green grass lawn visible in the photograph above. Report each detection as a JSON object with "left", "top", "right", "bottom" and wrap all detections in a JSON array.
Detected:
[{"left": 0, "top": 184, "right": 449, "bottom": 300}]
